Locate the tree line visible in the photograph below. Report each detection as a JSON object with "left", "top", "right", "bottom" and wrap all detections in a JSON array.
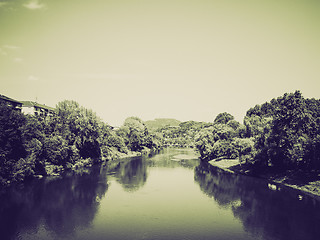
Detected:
[
  {"left": 194, "top": 90, "right": 320, "bottom": 173},
  {"left": 0, "top": 100, "right": 161, "bottom": 185},
  {"left": 1, "top": 90, "right": 320, "bottom": 185}
]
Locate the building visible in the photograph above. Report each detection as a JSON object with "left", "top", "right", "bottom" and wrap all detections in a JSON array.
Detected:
[
  {"left": 21, "top": 101, "right": 56, "bottom": 116},
  {"left": 0, "top": 94, "right": 23, "bottom": 111},
  {"left": 0, "top": 94, "right": 56, "bottom": 116}
]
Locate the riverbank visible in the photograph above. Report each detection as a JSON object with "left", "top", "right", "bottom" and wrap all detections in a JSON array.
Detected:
[
  {"left": 41, "top": 147, "right": 159, "bottom": 178},
  {"left": 209, "top": 158, "right": 320, "bottom": 198},
  {"left": 1, "top": 146, "right": 161, "bottom": 186}
]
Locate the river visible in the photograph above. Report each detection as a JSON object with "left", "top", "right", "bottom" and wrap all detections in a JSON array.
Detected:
[{"left": 0, "top": 148, "right": 320, "bottom": 240}]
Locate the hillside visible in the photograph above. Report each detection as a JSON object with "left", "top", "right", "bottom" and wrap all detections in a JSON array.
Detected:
[{"left": 145, "top": 118, "right": 181, "bottom": 131}]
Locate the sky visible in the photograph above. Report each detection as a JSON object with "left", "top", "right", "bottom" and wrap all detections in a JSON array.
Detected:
[{"left": 1, "top": 0, "right": 319, "bottom": 126}]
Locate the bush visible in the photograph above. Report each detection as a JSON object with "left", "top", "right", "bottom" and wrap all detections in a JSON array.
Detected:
[
  {"left": 213, "top": 140, "right": 238, "bottom": 159},
  {"left": 12, "top": 158, "right": 35, "bottom": 182},
  {"left": 233, "top": 137, "right": 256, "bottom": 164},
  {"left": 42, "top": 135, "right": 69, "bottom": 165}
]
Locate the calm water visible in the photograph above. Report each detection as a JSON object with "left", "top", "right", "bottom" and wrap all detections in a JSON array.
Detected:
[{"left": 1, "top": 148, "right": 320, "bottom": 240}]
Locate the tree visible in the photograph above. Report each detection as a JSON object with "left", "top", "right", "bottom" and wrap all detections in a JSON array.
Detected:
[
  {"left": 100, "top": 124, "right": 128, "bottom": 159},
  {"left": 227, "top": 120, "right": 240, "bottom": 131},
  {"left": 0, "top": 102, "right": 26, "bottom": 161},
  {"left": 0, "top": 102, "right": 33, "bottom": 184},
  {"left": 195, "top": 127, "right": 216, "bottom": 160},
  {"left": 119, "top": 117, "right": 149, "bottom": 151},
  {"left": 213, "top": 123, "right": 236, "bottom": 141},
  {"left": 214, "top": 112, "right": 234, "bottom": 124},
  {"left": 20, "top": 115, "right": 46, "bottom": 174},
  {"left": 233, "top": 137, "right": 256, "bottom": 164},
  {"left": 212, "top": 140, "right": 238, "bottom": 159},
  {"left": 42, "top": 135, "right": 69, "bottom": 165},
  {"left": 243, "top": 115, "right": 272, "bottom": 138},
  {"left": 265, "top": 91, "right": 315, "bottom": 169},
  {"left": 55, "top": 100, "right": 102, "bottom": 161},
  {"left": 195, "top": 121, "right": 239, "bottom": 160}
]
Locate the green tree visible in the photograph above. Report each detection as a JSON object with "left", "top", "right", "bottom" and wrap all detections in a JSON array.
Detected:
[
  {"left": 0, "top": 102, "right": 33, "bottom": 184},
  {"left": 212, "top": 140, "right": 238, "bottom": 159},
  {"left": 119, "top": 117, "right": 149, "bottom": 151},
  {"left": 42, "top": 135, "right": 69, "bottom": 165},
  {"left": 233, "top": 137, "right": 256, "bottom": 164},
  {"left": 20, "top": 115, "right": 46, "bottom": 174},
  {"left": 195, "top": 127, "right": 216, "bottom": 160},
  {"left": 213, "top": 123, "right": 236, "bottom": 141},
  {"left": 265, "top": 91, "right": 315, "bottom": 169},
  {"left": 55, "top": 100, "right": 102, "bottom": 161},
  {"left": 100, "top": 124, "right": 128, "bottom": 159},
  {"left": 0, "top": 102, "right": 26, "bottom": 161},
  {"left": 195, "top": 120, "right": 239, "bottom": 160},
  {"left": 214, "top": 112, "right": 234, "bottom": 124}
]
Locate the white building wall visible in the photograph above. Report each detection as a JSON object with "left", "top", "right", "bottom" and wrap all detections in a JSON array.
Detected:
[{"left": 21, "top": 106, "right": 35, "bottom": 115}]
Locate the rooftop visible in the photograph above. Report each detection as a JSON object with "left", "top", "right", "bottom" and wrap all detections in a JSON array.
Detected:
[
  {"left": 21, "top": 101, "right": 55, "bottom": 111},
  {"left": 0, "top": 94, "right": 22, "bottom": 104}
]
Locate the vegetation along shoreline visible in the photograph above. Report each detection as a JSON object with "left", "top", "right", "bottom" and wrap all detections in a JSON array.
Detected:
[
  {"left": 1, "top": 90, "right": 320, "bottom": 200},
  {"left": 194, "top": 90, "right": 320, "bottom": 199},
  {"left": 208, "top": 158, "right": 320, "bottom": 199}
]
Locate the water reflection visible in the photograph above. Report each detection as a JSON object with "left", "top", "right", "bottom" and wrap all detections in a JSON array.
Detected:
[
  {"left": 114, "top": 157, "right": 147, "bottom": 192},
  {"left": 147, "top": 148, "right": 199, "bottom": 169},
  {"left": 0, "top": 165, "right": 108, "bottom": 240},
  {"left": 110, "top": 149, "right": 198, "bottom": 192},
  {"left": 194, "top": 162, "right": 320, "bottom": 240},
  {"left": 3, "top": 149, "right": 320, "bottom": 240}
]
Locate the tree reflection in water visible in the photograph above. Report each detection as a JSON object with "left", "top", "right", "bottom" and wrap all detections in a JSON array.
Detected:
[
  {"left": 112, "top": 149, "right": 199, "bottom": 193},
  {"left": 147, "top": 148, "right": 200, "bottom": 169},
  {"left": 0, "top": 165, "right": 108, "bottom": 240},
  {"left": 114, "top": 156, "right": 147, "bottom": 192},
  {"left": 194, "top": 162, "right": 320, "bottom": 240}
]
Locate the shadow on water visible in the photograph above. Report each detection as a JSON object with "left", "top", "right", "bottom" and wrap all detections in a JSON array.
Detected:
[
  {"left": 194, "top": 162, "right": 320, "bottom": 240},
  {"left": 0, "top": 165, "right": 109, "bottom": 240}
]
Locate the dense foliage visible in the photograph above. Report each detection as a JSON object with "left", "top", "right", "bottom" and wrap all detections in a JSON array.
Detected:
[
  {"left": 0, "top": 100, "right": 161, "bottom": 185},
  {"left": 2, "top": 90, "right": 320, "bottom": 185},
  {"left": 194, "top": 115, "right": 249, "bottom": 161},
  {"left": 195, "top": 90, "right": 320, "bottom": 174},
  {"left": 247, "top": 91, "right": 320, "bottom": 171},
  {"left": 153, "top": 120, "right": 211, "bottom": 147}
]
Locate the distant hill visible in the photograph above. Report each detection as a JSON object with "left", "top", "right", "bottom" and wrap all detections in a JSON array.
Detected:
[{"left": 145, "top": 118, "right": 181, "bottom": 131}]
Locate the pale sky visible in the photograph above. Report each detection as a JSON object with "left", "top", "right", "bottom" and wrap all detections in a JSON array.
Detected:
[{"left": 1, "top": 0, "right": 319, "bottom": 126}]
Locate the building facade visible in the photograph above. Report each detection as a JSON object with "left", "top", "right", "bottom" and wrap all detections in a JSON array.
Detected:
[
  {"left": 1, "top": 94, "right": 56, "bottom": 116},
  {"left": 21, "top": 101, "right": 56, "bottom": 116}
]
